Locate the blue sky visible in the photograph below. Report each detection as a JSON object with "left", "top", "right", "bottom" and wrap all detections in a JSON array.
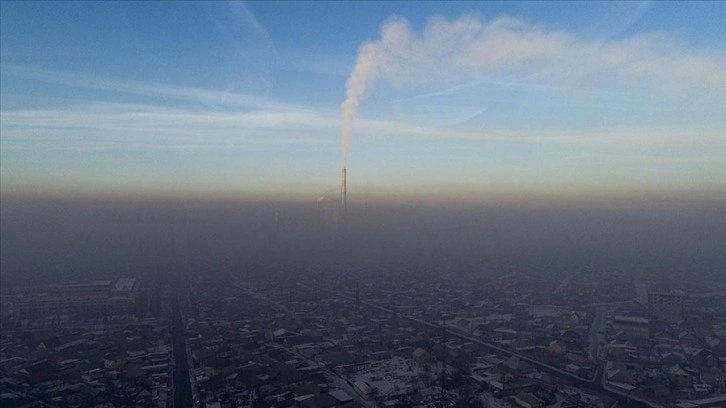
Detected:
[{"left": 1, "top": 1, "right": 724, "bottom": 201}]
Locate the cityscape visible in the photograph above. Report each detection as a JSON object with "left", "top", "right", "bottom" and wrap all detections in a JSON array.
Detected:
[{"left": 1, "top": 242, "right": 725, "bottom": 408}]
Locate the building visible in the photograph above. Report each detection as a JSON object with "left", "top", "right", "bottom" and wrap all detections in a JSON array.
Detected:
[
  {"left": 514, "top": 392, "right": 545, "bottom": 408},
  {"left": 611, "top": 316, "right": 649, "bottom": 340},
  {"left": 648, "top": 289, "right": 685, "bottom": 323},
  {"left": 669, "top": 364, "right": 689, "bottom": 389},
  {"left": 15, "top": 278, "right": 138, "bottom": 318}
]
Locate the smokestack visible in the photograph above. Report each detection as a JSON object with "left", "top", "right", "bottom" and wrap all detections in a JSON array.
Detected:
[{"left": 341, "top": 167, "right": 347, "bottom": 214}]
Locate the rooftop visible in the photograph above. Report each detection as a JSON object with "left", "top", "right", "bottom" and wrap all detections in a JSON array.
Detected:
[
  {"left": 649, "top": 289, "right": 685, "bottom": 296},
  {"left": 113, "top": 278, "right": 137, "bottom": 293},
  {"left": 612, "top": 316, "right": 649, "bottom": 325}
]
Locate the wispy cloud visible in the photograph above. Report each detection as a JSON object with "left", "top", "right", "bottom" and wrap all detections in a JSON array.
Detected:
[
  {"left": 2, "top": 97, "right": 724, "bottom": 153},
  {"left": 588, "top": 1, "right": 653, "bottom": 39},
  {"left": 226, "top": 1, "right": 279, "bottom": 59},
  {"left": 1, "top": 61, "right": 723, "bottom": 156},
  {"left": 0, "top": 103, "right": 336, "bottom": 151},
  {"left": 358, "top": 118, "right": 725, "bottom": 152},
  {"left": 0, "top": 64, "right": 294, "bottom": 111}
]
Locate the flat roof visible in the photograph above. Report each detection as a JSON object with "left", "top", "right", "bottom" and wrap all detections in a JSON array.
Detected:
[
  {"left": 613, "top": 316, "right": 649, "bottom": 325},
  {"left": 54, "top": 280, "right": 112, "bottom": 289},
  {"left": 649, "top": 288, "right": 685, "bottom": 296}
]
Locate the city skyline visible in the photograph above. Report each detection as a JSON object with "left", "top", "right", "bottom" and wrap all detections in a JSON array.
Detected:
[{"left": 1, "top": 1, "right": 725, "bottom": 202}]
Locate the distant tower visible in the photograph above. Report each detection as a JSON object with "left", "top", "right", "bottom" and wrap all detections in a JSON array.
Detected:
[{"left": 341, "top": 167, "right": 347, "bottom": 216}]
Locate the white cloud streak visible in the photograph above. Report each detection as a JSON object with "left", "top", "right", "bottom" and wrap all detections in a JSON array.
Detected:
[
  {"left": 588, "top": 1, "right": 653, "bottom": 39},
  {"left": 2, "top": 100, "right": 723, "bottom": 154},
  {"left": 0, "top": 103, "right": 336, "bottom": 151},
  {"left": 0, "top": 64, "right": 294, "bottom": 111},
  {"left": 226, "top": 1, "right": 279, "bottom": 59}
]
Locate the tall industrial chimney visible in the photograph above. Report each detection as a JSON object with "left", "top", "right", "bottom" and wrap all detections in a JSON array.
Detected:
[{"left": 341, "top": 167, "right": 347, "bottom": 215}]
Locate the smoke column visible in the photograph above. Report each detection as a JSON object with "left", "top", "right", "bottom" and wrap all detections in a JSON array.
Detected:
[{"left": 341, "top": 43, "right": 380, "bottom": 167}]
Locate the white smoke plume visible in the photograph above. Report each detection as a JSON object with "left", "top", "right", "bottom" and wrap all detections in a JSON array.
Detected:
[
  {"left": 340, "top": 14, "right": 726, "bottom": 165},
  {"left": 341, "top": 42, "right": 380, "bottom": 166}
]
